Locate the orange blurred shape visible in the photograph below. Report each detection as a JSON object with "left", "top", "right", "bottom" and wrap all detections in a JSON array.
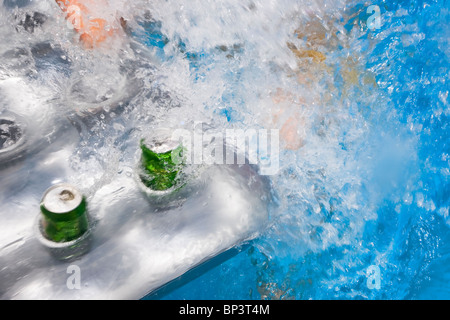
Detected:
[{"left": 56, "top": 0, "right": 118, "bottom": 48}]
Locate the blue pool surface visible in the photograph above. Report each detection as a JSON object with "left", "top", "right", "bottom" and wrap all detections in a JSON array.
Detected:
[
  {"left": 143, "top": 0, "right": 450, "bottom": 300},
  {"left": 1, "top": 0, "right": 447, "bottom": 301}
]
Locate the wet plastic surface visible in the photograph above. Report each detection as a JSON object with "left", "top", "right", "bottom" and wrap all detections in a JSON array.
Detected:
[{"left": 0, "top": 121, "right": 269, "bottom": 299}]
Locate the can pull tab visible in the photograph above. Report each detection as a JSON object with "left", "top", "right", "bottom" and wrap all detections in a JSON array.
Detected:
[{"left": 60, "top": 190, "right": 75, "bottom": 202}]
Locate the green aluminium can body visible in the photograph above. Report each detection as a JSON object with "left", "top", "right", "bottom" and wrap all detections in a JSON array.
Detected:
[
  {"left": 40, "top": 184, "right": 89, "bottom": 243},
  {"left": 139, "top": 138, "right": 185, "bottom": 192}
]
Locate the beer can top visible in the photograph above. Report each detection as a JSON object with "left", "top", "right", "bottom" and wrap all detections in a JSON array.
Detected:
[
  {"left": 41, "top": 184, "right": 84, "bottom": 214},
  {"left": 142, "top": 128, "right": 181, "bottom": 154}
]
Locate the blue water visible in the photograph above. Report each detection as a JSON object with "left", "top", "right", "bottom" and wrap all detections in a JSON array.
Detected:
[
  {"left": 142, "top": 0, "right": 450, "bottom": 300},
  {"left": 1, "top": 0, "right": 448, "bottom": 301}
]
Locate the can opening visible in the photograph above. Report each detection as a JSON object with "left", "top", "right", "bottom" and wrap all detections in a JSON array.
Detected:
[{"left": 59, "top": 190, "right": 75, "bottom": 202}]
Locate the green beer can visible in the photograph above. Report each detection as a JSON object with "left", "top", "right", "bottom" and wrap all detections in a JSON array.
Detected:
[
  {"left": 36, "top": 184, "right": 91, "bottom": 260},
  {"left": 139, "top": 138, "right": 185, "bottom": 192},
  {"left": 136, "top": 130, "right": 190, "bottom": 206},
  {"left": 40, "top": 184, "right": 89, "bottom": 242}
]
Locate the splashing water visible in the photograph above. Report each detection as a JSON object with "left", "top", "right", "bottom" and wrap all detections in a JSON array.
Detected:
[{"left": 0, "top": 0, "right": 448, "bottom": 300}]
